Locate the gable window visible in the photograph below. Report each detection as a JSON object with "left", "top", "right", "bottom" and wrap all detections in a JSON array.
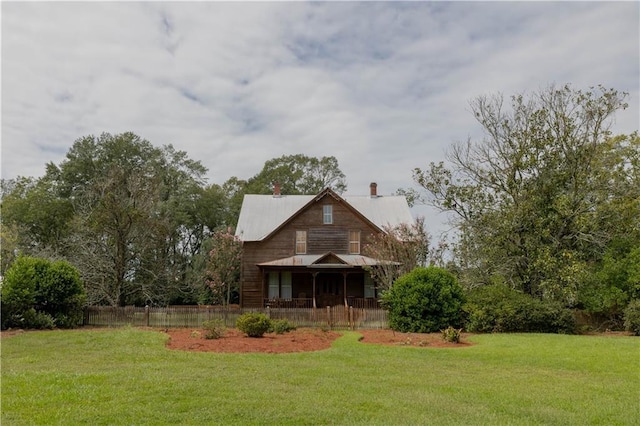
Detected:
[
  {"left": 323, "top": 205, "right": 333, "bottom": 224},
  {"left": 295, "top": 230, "right": 307, "bottom": 254},
  {"left": 349, "top": 230, "right": 361, "bottom": 254}
]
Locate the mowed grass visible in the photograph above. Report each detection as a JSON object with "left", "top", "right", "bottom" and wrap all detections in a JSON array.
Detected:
[{"left": 1, "top": 328, "right": 638, "bottom": 425}]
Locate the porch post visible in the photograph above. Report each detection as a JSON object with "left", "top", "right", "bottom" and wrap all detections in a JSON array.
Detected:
[
  {"left": 261, "top": 270, "right": 266, "bottom": 307},
  {"left": 312, "top": 272, "right": 317, "bottom": 309},
  {"left": 343, "top": 272, "right": 348, "bottom": 307}
]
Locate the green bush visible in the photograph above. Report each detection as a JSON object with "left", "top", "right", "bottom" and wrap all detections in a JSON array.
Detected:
[
  {"left": 269, "top": 319, "right": 296, "bottom": 335},
  {"left": 623, "top": 299, "right": 640, "bottom": 336},
  {"left": 464, "top": 284, "right": 576, "bottom": 334},
  {"left": 6, "top": 308, "right": 56, "bottom": 330},
  {"left": 202, "top": 319, "right": 226, "bottom": 339},
  {"left": 38, "top": 260, "right": 85, "bottom": 328},
  {"left": 236, "top": 312, "right": 271, "bottom": 337},
  {"left": 382, "top": 266, "right": 465, "bottom": 333},
  {"left": 1, "top": 256, "right": 85, "bottom": 330}
]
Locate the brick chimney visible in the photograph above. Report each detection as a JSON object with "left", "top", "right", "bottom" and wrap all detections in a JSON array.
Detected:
[
  {"left": 273, "top": 182, "right": 281, "bottom": 197},
  {"left": 370, "top": 182, "right": 378, "bottom": 197}
]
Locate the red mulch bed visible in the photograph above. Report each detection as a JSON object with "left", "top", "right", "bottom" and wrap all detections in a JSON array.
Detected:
[
  {"left": 0, "top": 327, "right": 473, "bottom": 352},
  {"left": 164, "top": 328, "right": 474, "bottom": 353}
]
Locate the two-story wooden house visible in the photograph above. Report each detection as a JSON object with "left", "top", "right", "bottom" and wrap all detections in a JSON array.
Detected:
[{"left": 235, "top": 183, "right": 414, "bottom": 308}]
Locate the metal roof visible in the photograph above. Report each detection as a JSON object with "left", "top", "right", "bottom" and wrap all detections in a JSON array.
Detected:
[{"left": 235, "top": 192, "right": 414, "bottom": 241}]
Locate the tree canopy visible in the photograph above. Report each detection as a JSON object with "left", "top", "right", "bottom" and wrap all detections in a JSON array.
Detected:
[
  {"left": 1, "top": 136, "right": 348, "bottom": 307},
  {"left": 221, "top": 154, "right": 347, "bottom": 227},
  {"left": 413, "top": 84, "right": 639, "bottom": 319}
]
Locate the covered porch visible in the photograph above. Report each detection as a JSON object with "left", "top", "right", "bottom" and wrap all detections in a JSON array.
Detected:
[{"left": 258, "top": 253, "right": 381, "bottom": 309}]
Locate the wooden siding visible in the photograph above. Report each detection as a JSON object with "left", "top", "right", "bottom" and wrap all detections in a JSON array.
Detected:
[
  {"left": 240, "top": 193, "right": 381, "bottom": 307},
  {"left": 308, "top": 227, "right": 348, "bottom": 253}
]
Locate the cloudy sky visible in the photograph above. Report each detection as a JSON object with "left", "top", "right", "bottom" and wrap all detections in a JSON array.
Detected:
[{"left": 2, "top": 1, "right": 638, "bottom": 235}]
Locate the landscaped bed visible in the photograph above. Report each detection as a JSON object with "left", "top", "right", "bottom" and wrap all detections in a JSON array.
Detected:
[{"left": 164, "top": 327, "right": 474, "bottom": 353}]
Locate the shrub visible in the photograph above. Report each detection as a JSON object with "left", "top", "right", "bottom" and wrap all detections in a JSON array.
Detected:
[
  {"left": 623, "top": 299, "right": 640, "bottom": 336},
  {"left": 202, "top": 319, "right": 226, "bottom": 339},
  {"left": 269, "top": 319, "right": 296, "bottom": 335},
  {"left": 236, "top": 312, "right": 271, "bottom": 337},
  {"left": 382, "top": 267, "right": 465, "bottom": 333},
  {"left": 1, "top": 256, "right": 85, "bottom": 330},
  {"left": 464, "top": 284, "right": 576, "bottom": 334},
  {"left": 441, "top": 326, "right": 462, "bottom": 343},
  {"left": 38, "top": 260, "right": 86, "bottom": 328},
  {"left": 1, "top": 257, "right": 43, "bottom": 328},
  {"left": 7, "top": 308, "right": 56, "bottom": 330}
]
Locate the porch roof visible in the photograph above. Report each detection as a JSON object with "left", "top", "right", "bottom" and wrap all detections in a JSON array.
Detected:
[{"left": 257, "top": 253, "right": 399, "bottom": 268}]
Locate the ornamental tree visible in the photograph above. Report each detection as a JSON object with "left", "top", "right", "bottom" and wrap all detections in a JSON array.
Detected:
[{"left": 205, "top": 228, "right": 242, "bottom": 306}]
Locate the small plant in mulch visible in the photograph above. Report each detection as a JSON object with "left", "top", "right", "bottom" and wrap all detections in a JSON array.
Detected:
[
  {"left": 202, "top": 319, "right": 226, "bottom": 340},
  {"left": 268, "top": 319, "right": 297, "bottom": 335},
  {"left": 190, "top": 330, "right": 202, "bottom": 339},
  {"left": 441, "top": 326, "right": 463, "bottom": 343},
  {"left": 236, "top": 313, "right": 271, "bottom": 337}
]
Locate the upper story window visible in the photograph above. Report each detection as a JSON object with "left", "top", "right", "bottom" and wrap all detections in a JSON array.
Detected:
[
  {"left": 349, "top": 230, "right": 361, "bottom": 254},
  {"left": 295, "top": 230, "right": 307, "bottom": 254},
  {"left": 323, "top": 205, "right": 333, "bottom": 224}
]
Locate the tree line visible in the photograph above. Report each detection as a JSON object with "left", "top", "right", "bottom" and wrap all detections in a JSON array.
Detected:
[
  {"left": 410, "top": 84, "right": 639, "bottom": 328},
  {"left": 2, "top": 83, "right": 638, "bottom": 331},
  {"left": 1, "top": 138, "right": 346, "bottom": 307}
]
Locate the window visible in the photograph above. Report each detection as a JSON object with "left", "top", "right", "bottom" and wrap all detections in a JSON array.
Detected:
[
  {"left": 349, "top": 230, "right": 361, "bottom": 254},
  {"left": 295, "top": 230, "right": 307, "bottom": 254},
  {"left": 364, "top": 274, "right": 375, "bottom": 298},
  {"left": 323, "top": 205, "right": 333, "bottom": 224},
  {"left": 281, "top": 272, "right": 292, "bottom": 299},
  {"left": 268, "top": 271, "right": 292, "bottom": 298},
  {"left": 268, "top": 272, "right": 280, "bottom": 298}
]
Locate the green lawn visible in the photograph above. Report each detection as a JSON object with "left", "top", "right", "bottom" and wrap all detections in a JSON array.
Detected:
[{"left": 1, "top": 328, "right": 638, "bottom": 425}]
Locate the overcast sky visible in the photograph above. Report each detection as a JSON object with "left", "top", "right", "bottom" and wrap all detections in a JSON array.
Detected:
[{"left": 2, "top": 1, "right": 638, "bottom": 236}]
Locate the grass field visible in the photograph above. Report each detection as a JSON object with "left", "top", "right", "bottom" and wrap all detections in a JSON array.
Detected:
[{"left": 1, "top": 328, "right": 638, "bottom": 425}]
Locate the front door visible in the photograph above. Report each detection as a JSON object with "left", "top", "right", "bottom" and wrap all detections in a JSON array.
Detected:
[{"left": 316, "top": 273, "right": 344, "bottom": 307}]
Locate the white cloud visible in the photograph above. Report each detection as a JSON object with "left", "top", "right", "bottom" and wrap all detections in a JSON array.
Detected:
[{"left": 2, "top": 1, "right": 638, "bottom": 236}]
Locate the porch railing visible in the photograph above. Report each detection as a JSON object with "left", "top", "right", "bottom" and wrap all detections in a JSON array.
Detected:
[
  {"left": 263, "top": 298, "right": 382, "bottom": 309},
  {"left": 264, "top": 298, "right": 313, "bottom": 309}
]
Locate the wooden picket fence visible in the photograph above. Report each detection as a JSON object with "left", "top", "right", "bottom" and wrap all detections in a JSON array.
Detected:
[{"left": 84, "top": 305, "right": 388, "bottom": 330}]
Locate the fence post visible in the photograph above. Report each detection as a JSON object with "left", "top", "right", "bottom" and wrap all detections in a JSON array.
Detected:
[
  {"left": 349, "top": 306, "right": 354, "bottom": 331},
  {"left": 327, "top": 306, "right": 331, "bottom": 329},
  {"left": 145, "top": 305, "right": 150, "bottom": 327},
  {"left": 266, "top": 306, "right": 270, "bottom": 319}
]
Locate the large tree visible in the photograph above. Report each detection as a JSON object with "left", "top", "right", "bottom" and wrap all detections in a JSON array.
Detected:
[
  {"left": 413, "top": 85, "right": 639, "bottom": 306},
  {"left": 245, "top": 154, "right": 347, "bottom": 195},
  {"left": 45, "top": 132, "right": 208, "bottom": 306},
  {"left": 0, "top": 176, "right": 73, "bottom": 261},
  {"left": 222, "top": 154, "right": 348, "bottom": 227}
]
